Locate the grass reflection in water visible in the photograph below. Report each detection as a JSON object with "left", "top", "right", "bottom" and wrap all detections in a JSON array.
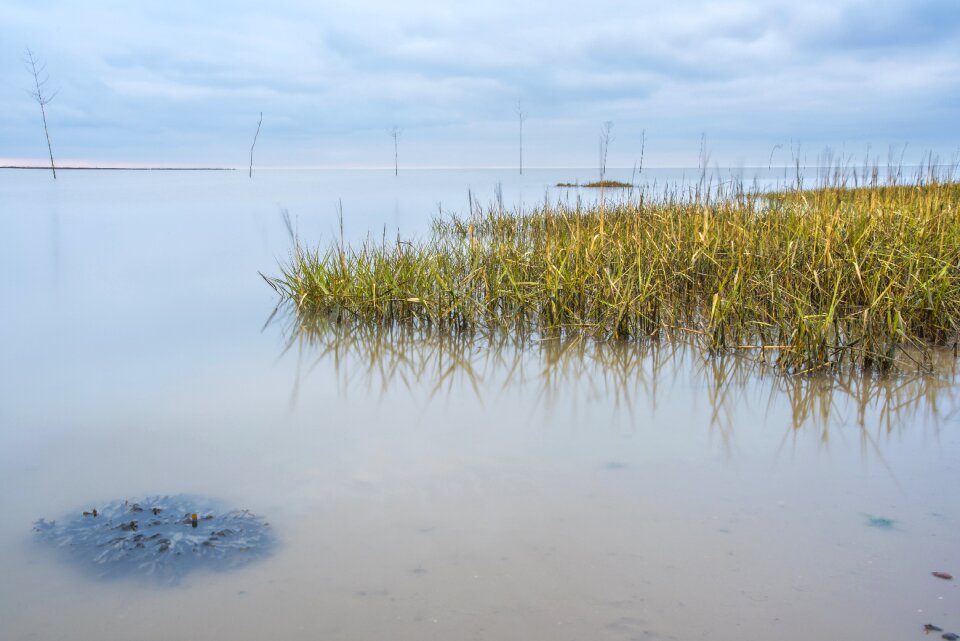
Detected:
[{"left": 275, "top": 311, "right": 957, "bottom": 445}]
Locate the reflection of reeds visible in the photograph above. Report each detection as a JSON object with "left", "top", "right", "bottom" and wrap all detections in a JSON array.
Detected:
[
  {"left": 268, "top": 171, "right": 960, "bottom": 373},
  {"left": 772, "top": 347, "right": 958, "bottom": 434},
  {"left": 279, "top": 314, "right": 957, "bottom": 436}
]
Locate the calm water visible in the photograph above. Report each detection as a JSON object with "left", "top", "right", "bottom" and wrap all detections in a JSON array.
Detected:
[{"left": 1, "top": 168, "right": 958, "bottom": 641}]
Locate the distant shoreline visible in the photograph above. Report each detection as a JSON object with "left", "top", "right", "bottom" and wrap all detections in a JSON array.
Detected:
[{"left": 0, "top": 166, "right": 236, "bottom": 171}]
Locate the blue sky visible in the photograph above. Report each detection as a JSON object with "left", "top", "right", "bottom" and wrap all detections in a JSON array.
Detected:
[{"left": 2, "top": 0, "right": 958, "bottom": 168}]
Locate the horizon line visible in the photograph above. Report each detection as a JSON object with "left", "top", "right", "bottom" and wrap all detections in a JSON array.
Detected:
[{"left": 4, "top": 163, "right": 950, "bottom": 172}]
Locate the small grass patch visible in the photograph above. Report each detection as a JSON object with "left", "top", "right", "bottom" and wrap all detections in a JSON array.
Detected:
[
  {"left": 556, "top": 179, "right": 633, "bottom": 188},
  {"left": 267, "top": 178, "right": 960, "bottom": 373}
]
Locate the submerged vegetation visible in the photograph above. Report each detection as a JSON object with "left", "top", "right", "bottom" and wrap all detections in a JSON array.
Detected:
[{"left": 268, "top": 171, "right": 960, "bottom": 373}]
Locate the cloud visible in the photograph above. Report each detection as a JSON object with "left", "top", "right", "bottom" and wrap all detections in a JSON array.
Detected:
[
  {"left": 794, "top": 0, "right": 959, "bottom": 51},
  {"left": 2, "top": 0, "right": 958, "bottom": 167}
]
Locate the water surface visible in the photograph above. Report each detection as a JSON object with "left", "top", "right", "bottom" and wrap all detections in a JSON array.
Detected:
[{"left": 1, "top": 168, "right": 958, "bottom": 641}]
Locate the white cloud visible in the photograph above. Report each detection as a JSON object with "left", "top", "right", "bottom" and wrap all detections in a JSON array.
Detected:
[{"left": 2, "top": 0, "right": 957, "bottom": 167}]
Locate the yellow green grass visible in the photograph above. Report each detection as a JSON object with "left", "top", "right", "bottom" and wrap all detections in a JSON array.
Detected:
[
  {"left": 557, "top": 180, "right": 633, "bottom": 188},
  {"left": 268, "top": 179, "right": 960, "bottom": 373}
]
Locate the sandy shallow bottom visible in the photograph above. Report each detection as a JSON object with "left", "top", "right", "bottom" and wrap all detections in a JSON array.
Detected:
[{"left": 4, "top": 349, "right": 958, "bottom": 641}]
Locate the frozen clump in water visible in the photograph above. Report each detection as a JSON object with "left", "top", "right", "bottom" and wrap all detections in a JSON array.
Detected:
[
  {"left": 33, "top": 495, "right": 274, "bottom": 583},
  {"left": 863, "top": 514, "right": 897, "bottom": 529}
]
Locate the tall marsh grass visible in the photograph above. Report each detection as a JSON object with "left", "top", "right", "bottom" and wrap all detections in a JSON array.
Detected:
[{"left": 268, "top": 168, "right": 960, "bottom": 373}]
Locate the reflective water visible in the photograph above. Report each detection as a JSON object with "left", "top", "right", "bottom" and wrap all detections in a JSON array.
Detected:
[{"left": 1, "top": 169, "right": 958, "bottom": 641}]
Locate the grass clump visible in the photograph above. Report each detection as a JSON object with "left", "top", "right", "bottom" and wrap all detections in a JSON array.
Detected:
[
  {"left": 268, "top": 178, "right": 960, "bottom": 373},
  {"left": 556, "top": 179, "right": 633, "bottom": 188}
]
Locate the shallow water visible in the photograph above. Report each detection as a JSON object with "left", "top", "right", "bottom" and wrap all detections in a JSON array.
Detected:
[{"left": 1, "top": 168, "right": 958, "bottom": 641}]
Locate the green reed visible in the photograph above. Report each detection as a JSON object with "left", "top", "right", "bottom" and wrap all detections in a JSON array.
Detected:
[{"left": 268, "top": 175, "right": 960, "bottom": 373}]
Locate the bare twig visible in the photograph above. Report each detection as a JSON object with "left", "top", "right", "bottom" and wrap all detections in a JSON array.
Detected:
[
  {"left": 599, "top": 121, "right": 614, "bottom": 221},
  {"left": 390, "top": 126, "right": 402, "bottom": 176},
  {"left": 249, "top": 112, "right": 262, "bottom": 178},
  {"left": 517, "top": 99, "right": 525, "bottom": 175},
  {"left": 599, "top": 121, "right": 613, "bottom": 181},
  {"left": 25, "top": 47, "right": 57, "bottom": 179}
]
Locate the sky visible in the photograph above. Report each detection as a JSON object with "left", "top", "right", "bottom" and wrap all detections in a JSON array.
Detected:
[{"left": 1, "top": 0, "right": 958, "bottom": 168}]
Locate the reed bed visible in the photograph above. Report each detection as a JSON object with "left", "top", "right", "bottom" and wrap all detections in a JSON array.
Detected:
[
  {"left": 556, "top": 179, "right": 633, "bottom": 188},
  {"left": 268, "top": 176, "right": 960, "bottom": 373}
]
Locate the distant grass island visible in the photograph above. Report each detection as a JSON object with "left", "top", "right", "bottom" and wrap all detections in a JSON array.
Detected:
[{"left": 556, "top": 179, "right": 633, "bottom": 188}]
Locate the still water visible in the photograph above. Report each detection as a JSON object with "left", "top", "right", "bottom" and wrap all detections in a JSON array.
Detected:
[{"left": 1, "top": 168, "right": 958, "bottom": 641}]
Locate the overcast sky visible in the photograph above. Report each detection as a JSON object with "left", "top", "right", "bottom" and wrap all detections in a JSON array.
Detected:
[{"left": 2, "top": 0, "right": 958, "bottom": 168}]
